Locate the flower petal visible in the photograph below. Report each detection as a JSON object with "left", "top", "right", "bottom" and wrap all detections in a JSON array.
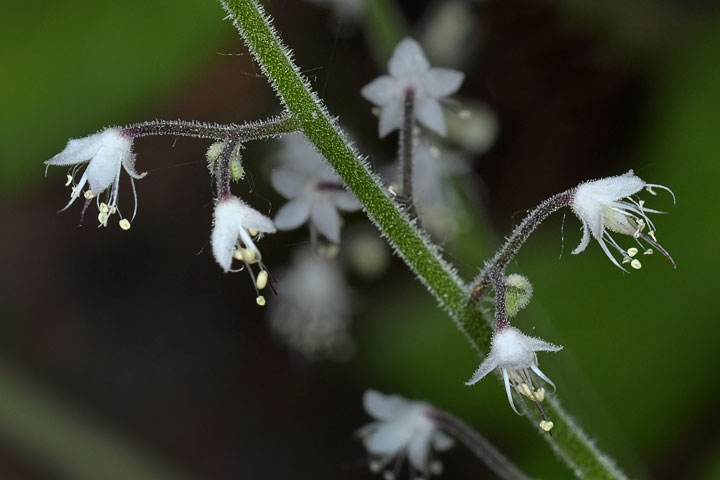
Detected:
[
  {"left": 389, "top": 38, "right": 430, "bottom": 78},
  {"left": 85, "top": 147, "right": 122, "bottom": 194},
  {"left": 311, "top": 200, "right": 341, "bottom": 243},
  {"left": 407, "top": 430, "right": 432, "bottom": 473},
  {"left": 332, "top": 191, "right": 361, "bottom": 211},
  {"left": 274, "top": 198, "right": 311, "bottom": 231},
  {"left": 378, "top": 101, "right": 403, "bottom": 138},
  {"left": 571, "top": 222, "right": 591, "bottom": 254},
  {"left": 465, "top": 354, "right": 498, "bottom": 385},
  {"left": 360, "top": 76, "right": 397, "bottom": 106},
  {"left": 363, "top": 390, "right": 410, "bottom": 421},
  {"left": 272, "top": 168, "right": 307, "bottom": 199},
  {"left": 45, "top": 132, "right": 103, "bottom": 167},
  {"left": 416, "top": 98, "right": 447, "bottom": 136},
  {"left": 422, "top": 68, "right": 464, "bottom": 98},
  {"left": 211, "top": 204, "right": 241, "bottom": 272},
  {"left": 122, "top": 153, "right": 146, "bottom": 180},
  {"left": 365, "top": 422, "right": 412, "bottom": 456},
  {"left": 522, "top": 334, "right": 563, "bottom": 353},
  {"left": 432, "top": 431, "right": 454, "bottom": 451}
]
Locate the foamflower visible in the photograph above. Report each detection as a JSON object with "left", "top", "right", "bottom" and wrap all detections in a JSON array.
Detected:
[
  {"left": 466, "top": 327, "right": 561, "bottom": 415},
  {"left": 272, "top": 133, "right": 360, "bottom": 244},
  {"left": 45, "top": 128, "right": 145, "bottom": 229},
  {"left": 267, "top": 247, "right": 353, "bottom": 360},
  {"left": 211, "top": 196, "right": 276, "bottom": 305},
  {"left": 361, "top": 38, "right": 464, "bottom": 138},
  {"left": 571, "top": 170, "right": 675, "bottom": 270},
  {"left": 358, "top": 390, "right": 454, "bottom": 478}
]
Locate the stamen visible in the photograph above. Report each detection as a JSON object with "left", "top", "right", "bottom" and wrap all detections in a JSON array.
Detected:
[
  {"left": 630, "top": 259, "right": 642, "bottom": 270},
  {"left": 649, "top": 230, "right": 657, "bottom": 242},
  {"left": 646, "top": 186, "right": 656, "bottom": 195},
  {"left": 256, "top": 270, "right": 269, "bottom": 290},
  {"left": 644, "top": 249, "right": 653, "bottom": 255},
  {"left": 517, "top": 383, "right": 534, "bottom": 400},
  {"left": 98, "top": 212, "right": 109, "bottom": 226},
  {"left": 65, "top": 175, "right": 73, "bottom": 187},
  {"left": 429, "top": 460, "right": 443, "bottom": 475},
  {"left": 535, "top": 388, "right": 546, "bottom": 402},
  {"left": 119, "top": 219, "right": 131, "bottom": 231},
  {"left": 256, "top": 295, "right": 266, "bottom": 306},
  {"left": 627, "top": 247, "right": 638, "bottom": 257},
  {"left": 241, "top": 248, "right": 257, "bottom": 264},
  {"left": 539, "top": 420, "right": 554, "bottom": 432},
  {"left": 84, "top": 189, "right": 95, "bottom": 200},
  {"left": 248, "top": 228, "right": 258, "bottom": 237},
  {"left": 369, "top": 460, "right": 382, "bottom": 474}
]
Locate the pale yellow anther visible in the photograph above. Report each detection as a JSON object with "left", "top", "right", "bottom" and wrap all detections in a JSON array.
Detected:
[
  {"left": 429, "top": 461, "right": 444, "bottom": 476},
  {"left": 638, "top": 200, "right": 645, "bottom": 208},
  {"left": 98, "top": 212, "right": 109, "bottom": 225},
  {"left": 388, "top": 185, "right": 398, "bottom": 197},
  {"left": 627, "top": 247, "right": 638, "bottom": 257},
  {"left": 119, "top": 219, "right": 131, "bottom": 231},
  {"left": 99, "top": 203, "right": 109, "bottom": 213},
  {"left": 517, "top": 383, "right": 534, "bottom": 399},
  {"left": 369, "top": 461, "right": 382, "bottom": 474},
  {"left": 83, "top": 189, "right": 95, "bottom": 200},
  {"left": 534, "top": 388, "right": 546, "bottom": 402},
  {"left": 622, "top": 256, "right": 631, "bottom": 264},
  {"left": 256, "top": 270, "right": 269, "bottom": 290},
  {"left": 644, "top": 249, "right": 653, "bottom": 255},
  {"left": 232, "top": 250, "right": 244, "bottom": 261},
  {"left": 240, "top": 248, "right": 257, "bottom": 264},
  {"left": 256, "top": 295, "right": 266, "bottom": 306},
  {"left": 248, "top": 228, "right": 258, "bottom": 237},
  {"left": 458, "top": 109, "right": 472, "bottom": 119},
  {"left": 631, "top": 259, "right": 642, "bottom": 270},
  {"left": 539, "top": 420, "right": 554, "bottom": 432},
  {"left": 65, "top": 175, "right": 73, "bottom": 187}
]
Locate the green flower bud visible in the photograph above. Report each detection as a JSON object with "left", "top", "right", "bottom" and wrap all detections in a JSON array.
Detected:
[{"left": 505, "top": 273, "right": 533, "bottom": 318}]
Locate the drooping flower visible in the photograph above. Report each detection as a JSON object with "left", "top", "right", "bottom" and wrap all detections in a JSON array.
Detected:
[
  {"left": 211, "top": 196, "right": 276, "bottom": 305},
  {"left": 361, "top": 38, "right": 464, "bottom": 138},
  {"left": 466, "top": 327, "right": 561, "bottom": 416},
  {"left": 571, "top": 170, "right": 675, "bottom": 270},
  {"left": 358, "top": 390, "right": 454, "bottom": 478},
  {"left": 271, "top": 133, "right": 360, "bottom": 244},
  {"left": 267, "top": 247, "right": 353, "bottom": 360},
  {"left": 45, "top": 128, "right": 145, "bottom": 229}
]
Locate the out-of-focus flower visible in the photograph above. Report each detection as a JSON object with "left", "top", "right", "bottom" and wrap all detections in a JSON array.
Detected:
[
  {"left": 361, "top": 38, "right": 464, "bottom": 138},
  {"left": 358, "top": 390, "right": 454, "bottom": 478},
  {"left": 267, "top": 248, "right": 353, "bottom": 360},
  {"left": 465, "top": 327, "right": 561, "bottom": 416},
  {"left": 211, "top": 196, "right": 276, "bottom": 305},
  {"left": 272, "top": 133, "right": 360, "bottom": 244},
  {"left": 571, "top": 170, "right": 675, "bottom": 270},
  {"left": 45, "top": 128, "right": 145, "bottom": 229}
]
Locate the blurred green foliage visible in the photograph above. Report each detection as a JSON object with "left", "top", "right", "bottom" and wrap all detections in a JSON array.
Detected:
[{"left": 0, "top": 0, "right": 226, "bottom": 194}]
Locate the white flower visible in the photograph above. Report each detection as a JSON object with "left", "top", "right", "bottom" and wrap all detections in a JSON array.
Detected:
[
  {"left": 571, "top": 170, "right": 675, "bottom": 270},
  {"left": 361, "top": 38, "right": 464, "bottom": 138},
  {"left": 211, "top": 196, "right": 276, "bottom": 304},
  {"left": 465, "top": 327, "right": 562, "bottom": 415},
  {"left": 45, "top": 128, "right": 145, "bottom": 229},
  {"left": 267, "top": 247, "right": 353, "bottom": 360},
  {"left": 358, "top": 390, "right": 454, "bottom": 477},
  {"left": 272, "top": 134, "right": 360, "bottom": 244}
]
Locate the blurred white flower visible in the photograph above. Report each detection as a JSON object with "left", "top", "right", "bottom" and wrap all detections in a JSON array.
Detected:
[
  {"left": 465, "top": 327, "right": 561, "bottom": 416},
  {"left": 361, "top": 38, "right": 464, "bottom": 138},
  {"left": 212, "top": 196, "right": 276, "bottom": 304},
  {"left": 571, "top": 170, "right": 675, "bottom": 270},
  {"left": 267, "top": 248, "right": 353, "bottom": 360},
  {"left": 45, "top": 128, "right": 145, "bottom": 229},
  {"left": 358, "top": 390, "right": 454, "bottom": 478},
  {"left": 272, "top": 133, "right": 360, "bottom": 244}
]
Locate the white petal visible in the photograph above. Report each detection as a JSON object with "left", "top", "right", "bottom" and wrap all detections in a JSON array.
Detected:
[
  {"left": 274, "top": 198, "right": 311, "bottom": 230},
  {"left": 389, "top": 38, "right": 430, "bottom": 78},
  {"left": 365, "top": 422, "right": 412, "bottom": 456},
  {"left": 271, "top": 168, "right": 306, "bottom": 199},
  {"left": 422, "top": 68, "right": 464, "bottom": 98},
  {"left": 407, "top": 430, "right": 432, "bottom": 473},
  {"left": 416, "top": 98, "right": 447, "bottom": 136},
  {"left": 378, "top": 101, "right": 403, "bottom": 138},
  {"left": 465, "top": 354, "right": 498, "bottom": 385},
  {"left": 361, "top": 76, "right": 398, "bottom": 106},
  {"left": 522, "top": 334, "right": 563, "bottom": 353},
  {"left": 311, "top": 200, "right": 341, "bottom": 243},
  {"left": 122, "top": 153, "right": 146, "bottom": 180},
  {"left": 241, "top": 208, "right": 276, "bottom": 234},
  {"left": 85, "top": 148, "right": 123, "bottom": 194},
  {"left": 571, "top": 222, "right": 592, "bottom": 254},
  {"left": 45, "top": 132, "right": 104, "bottom": 167},
  {"left": 363, "top": 390, "right": 409, "bottom": 421},
  {"left": 332, "top": 191, "right": 361, "bottom": 211},
  {"left": 211, "top": 203, "right": 241, "bottom": 272},
  {"left": 432, "top": 431, "right": 454, "bottom": 451}
]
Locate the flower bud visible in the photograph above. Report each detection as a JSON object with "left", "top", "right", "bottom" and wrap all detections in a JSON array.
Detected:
[{"left": 505, "top": 273, "right": 533, "bottom": 318}]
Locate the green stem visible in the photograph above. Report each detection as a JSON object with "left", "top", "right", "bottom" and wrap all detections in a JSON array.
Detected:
[{"left": 218, "top": 1, "right": 627, "bottom": 479}]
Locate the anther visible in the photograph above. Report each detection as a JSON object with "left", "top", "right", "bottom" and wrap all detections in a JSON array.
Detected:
[
  {"left": 644, "top": 249, "right": 653, "bottom": 255},
  {"left": 369, "top": 461, "right": 382, "bottom": 474},
  {"left": 256, "top": 295, "right": 266, "bottom": 306},
  {"left": 630, "top": 259, "right": 642, "bottom": 270},
  {"left": 241, "top": 248, "right": 258, "bottom": 264},
  {"left": 232, "top": 250, "right": 244, "bottom": 261},
  {"left": 98, "top": 212, "right": 108, "bottom": 225},
  {"left": 627, "top": 247, "right": 638, "bottom": 257},
  {"left": 429, "top": 460, "right": 443, "bottom": 475},
  {"left": 65, "top": 175, "right": 73, "bottom": 187},
  {"left": 458, "top": 109, "right": 471, "bottom": 119},
  {"left": 534, "top": 388, "right": 546, "bottom": 402},
  {"left": 99, "top": 203, "right": 109, "bottom": 213},
  {"left": 646, "top": 186, "right": 657, "bottom": 195},
  {"left": 119, "top": 219, "right": 131, "bottom": 231},
  {"left": 83, "top": 189, "right": 95, "bottom": 200},
  {"left": 539, "top": 420, "right": 554, "bottom": 432},
  {"left": 256, "top": 270, "right": 269, "bottom": 290},
  {"left": 248, "top": 229, "right": 258, "bottom": 237},
  {"left": 517, "top": 383, "right": 534, "bottom": 399},
  {"left": 649, "top": 230, "right": 657, "bottom": 242}
]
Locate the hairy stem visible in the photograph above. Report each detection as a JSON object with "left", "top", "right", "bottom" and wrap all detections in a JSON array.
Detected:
[
  {"left": 218, "top": 1, "right": 625, "bottom": 478},
  {"left": 432, "top": 409, "right": 532, "bottom": 480},
  {"left": 398, "top": 90, "right": 417, "bottom": 219}
]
